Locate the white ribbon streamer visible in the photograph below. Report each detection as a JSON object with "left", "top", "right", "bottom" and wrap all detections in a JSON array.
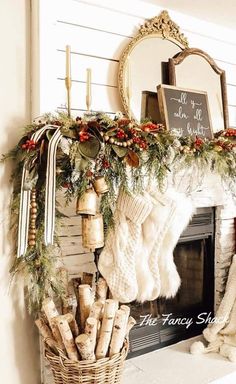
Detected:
[
  {"left": 44, "top": 128, "right": 63, "bottom": 246},
  {"left": 17, "top": 124, "right": 58, "bottom": 257}
]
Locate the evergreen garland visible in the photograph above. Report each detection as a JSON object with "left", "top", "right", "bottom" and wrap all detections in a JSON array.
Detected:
[{"left": 2, "top": 111, "right": 236, "bottom": 313}]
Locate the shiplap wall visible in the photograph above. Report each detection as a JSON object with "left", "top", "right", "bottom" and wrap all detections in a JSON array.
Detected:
[{"left": 33, "top": 0, "right": 236, "bottom": 126}]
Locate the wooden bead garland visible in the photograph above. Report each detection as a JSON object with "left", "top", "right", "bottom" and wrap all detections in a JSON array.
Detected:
[{"left": 28, "top": 188, "right": 37, "bottom": 247}]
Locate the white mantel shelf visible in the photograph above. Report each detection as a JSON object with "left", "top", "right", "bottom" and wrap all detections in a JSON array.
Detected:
[{"left": 123, "top": 336, "right": 236, "bottom": 384}]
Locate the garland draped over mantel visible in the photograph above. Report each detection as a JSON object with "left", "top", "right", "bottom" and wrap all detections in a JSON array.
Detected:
[{"left": 2, "top": 111, "right": 236, "bottom": 313}]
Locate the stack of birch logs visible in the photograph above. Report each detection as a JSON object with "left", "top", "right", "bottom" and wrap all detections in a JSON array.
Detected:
[{"left": 36, "top": 274, "right": 136, "bottom": 362}]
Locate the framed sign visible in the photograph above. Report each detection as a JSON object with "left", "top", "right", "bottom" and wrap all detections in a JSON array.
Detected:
[{"left": 157, "top": 84, "right": 213, "bottom": 139}]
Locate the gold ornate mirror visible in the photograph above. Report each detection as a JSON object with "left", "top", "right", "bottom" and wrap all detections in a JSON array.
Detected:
[
  {"left": 118, "top": 11, "right": 189, "bottom": 122},
  {"left": 168, "top": 48, "right": 229, "bottom": 132}
]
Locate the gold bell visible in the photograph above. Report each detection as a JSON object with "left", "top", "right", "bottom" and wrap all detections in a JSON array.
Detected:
[
  {"left": 82, "top": 214, "right": 104, "bottom": 251},
  {"left": 93, "top": 176, "right": 109, "bottom": 194},
  {"left": 76, "top": 188, "right": 97, "bottom": 215}
]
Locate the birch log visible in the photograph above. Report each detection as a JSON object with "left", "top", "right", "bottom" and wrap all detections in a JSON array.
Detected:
[
  {"left": 66, "top": 280, "right": 78, "bottom": 317},
  {"left": 95, "top": 299, "right": 117, "bottom": 359},
  {"left": 89, "top": 301, "right": 103, "bottom": 320},
  {"left": 75, "top": 334, "right": 96, "bottom": 361},
  {"left": 125, "top": 316, "right": 136, "bottom": 337},
  {"left": 35, "top": 318, "right": 57, "bottom": 350},
  {"left": 96, "top": 277, "right": 108, "bottom": 302},
  {"left": 79, "top": 284, "right": 93, "bottom": 331},
  {"left": 54, "top": 313, "right": 79, "bottom": 338},
  {"left": 42, "top": 298, "right": 64, "bottom": 350},
  {"left": 57, "top": 318, "right": 79, "bottom": 361},
  {"left": 85, "top": 317, "right": 97, "bottom": 352},
  {"left": 109, "top": 309, "right": 129, "bottom": 357}
]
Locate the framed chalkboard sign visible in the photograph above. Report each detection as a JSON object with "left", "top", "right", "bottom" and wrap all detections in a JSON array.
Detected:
[{"left": 157, "top": 84, "right": 213, "bottom": 139}]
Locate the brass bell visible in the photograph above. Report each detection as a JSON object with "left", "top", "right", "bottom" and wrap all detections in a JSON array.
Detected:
[
  {"left": 76, "top": 188, "right": 97, "bottom": 215},
  {"left": 82, "top": 214, "right": 104, "bottom": 251},
  {"left": 93, "top": 176, "right": 109, "bottom": 194}
]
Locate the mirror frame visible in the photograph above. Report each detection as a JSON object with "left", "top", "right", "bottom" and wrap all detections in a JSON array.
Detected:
[
  {"left": 168, "top": 48, "right": 229, "bottom": 129},
  {"left": 118, "top": 10, "right": 189, "bottom": 120}
]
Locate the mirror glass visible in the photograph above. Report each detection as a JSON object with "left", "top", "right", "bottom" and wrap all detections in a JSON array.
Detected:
[
  {"left": 128, "top": 38, "right": 181, "bottom": 121},
  {"left": 171, "top": 54, "right": 227, "bottom": 132}
]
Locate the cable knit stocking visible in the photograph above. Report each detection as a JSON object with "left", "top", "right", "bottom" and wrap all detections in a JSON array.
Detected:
[
  {"left": 98, "top": 190, "right": 152, "bottom": 303},
  {"left": 157, "top": 190, "right": 195, "bottom": 298},
  {"left": 138, "top": 189, "right": 194, "bottom": 301},
  {"left": 136, "top": 192, "right": 174, "bottom": 302}
]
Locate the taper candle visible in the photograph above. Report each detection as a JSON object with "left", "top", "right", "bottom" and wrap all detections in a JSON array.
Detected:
[
  {"left": 65, "top": 45, "right": 72, "bottom": 117},
  {"left": 66, "top": 45, "right": 71, "bottom": 79},
  {"left": 86, "top": 68, "right": 92, "bottom": 111}
]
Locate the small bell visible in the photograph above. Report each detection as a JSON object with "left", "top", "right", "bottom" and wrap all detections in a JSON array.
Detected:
[
  {"left": 93, "top": 176, "right": 109, "bottom": 194},
  {"left": 76, "top": 188, "right": 97, "bottom": 215},
  {"left": 82, "top": 214, "right": 104, "bottom": 251}
]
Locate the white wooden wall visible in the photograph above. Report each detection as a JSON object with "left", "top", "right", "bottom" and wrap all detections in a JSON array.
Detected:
[{"left": 33, "top": 0, "right": 236, "bottom": 126}]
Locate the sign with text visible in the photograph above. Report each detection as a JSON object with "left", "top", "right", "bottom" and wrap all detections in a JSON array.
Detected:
[{"left": 157, "top": 85, "right": 213, "bottom": 139}]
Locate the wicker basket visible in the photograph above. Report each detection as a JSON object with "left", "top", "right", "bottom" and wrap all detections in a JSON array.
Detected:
[{"left": 45, "top": 340, "right": 129, "bottom": 384}]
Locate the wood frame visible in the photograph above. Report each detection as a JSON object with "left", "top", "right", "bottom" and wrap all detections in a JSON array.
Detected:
[
  {"left": 168, "top": 48, "right": 229, "bottom": 130},
  {"left": 157, "top": 84, "right": 214, "bottom": 139}
]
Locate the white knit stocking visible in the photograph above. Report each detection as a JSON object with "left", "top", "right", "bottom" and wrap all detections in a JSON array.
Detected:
[
  {"left": 98, "top": 190, "right": 152, "bottom": 303},
  {"left": 136, "top": 192, "right": 173, "bottom": 302},
  {"left": 157, "top": 190, "right": 194, "bottom": 298},
  {"left": 147, "top": 189, "right": 194, "bottom": 300}
]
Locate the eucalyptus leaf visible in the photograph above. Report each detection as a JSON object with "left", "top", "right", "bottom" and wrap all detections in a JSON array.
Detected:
[
  {"left": 23, "top": 167, "right": 39, "bottom": 190},
  {"left": 112, "top": 145, "right": 128, "bottom": 158},
  {"left": 78, "top": 136, "right": 101, "bottom": 159},
  {"left": 60, "top": 127, "right": 77, "bottom": 139},
  {"left": 46, "top": 130, "right": 54, "bottom": 141},
  {"left": 75, "top": 156, "right": 89, "bottom": 171}
]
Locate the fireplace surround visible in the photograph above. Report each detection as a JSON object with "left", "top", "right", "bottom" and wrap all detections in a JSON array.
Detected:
[{"left": 128, "top": 207, "right": 215, "bottom": 357}]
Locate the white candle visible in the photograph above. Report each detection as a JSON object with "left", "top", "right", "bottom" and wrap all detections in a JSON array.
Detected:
[
  {"left": 86, "top": 68, "right": 92, "bottom": 111},
  {"left": 66, "top": 45, "right": 71, "bottom": 79}
]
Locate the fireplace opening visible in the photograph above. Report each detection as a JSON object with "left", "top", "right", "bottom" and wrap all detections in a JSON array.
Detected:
[{"left": 128, "top": 207, "right": 215, "bottom": 358}]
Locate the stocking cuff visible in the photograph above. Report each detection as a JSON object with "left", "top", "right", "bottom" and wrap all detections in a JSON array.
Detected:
[{"left": 117, "top": 190, "right": 152, "bottom": 224}]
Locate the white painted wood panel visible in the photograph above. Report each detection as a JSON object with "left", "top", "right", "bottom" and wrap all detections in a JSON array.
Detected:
[
  {"left": 57, "top": 0, "right": 141, "bottom": 36},
  {"left": 227, "top": 85, "right": 236, "bottom": 107},
  {"left": 56, "top": 50, "right": 119, "bottom": 87},
  {"left": 56, "top": 22, "right": 131, "bottom": 60},
  {"left": 185, "top": 31, "right": 236, "bottom": 64},
  {"left": 216, "top": 60, "right": 236, "bottom": 86},
  {"left": 56, "top": 79, "right": 123, "bottom": 113},
  {"left": 229, "top": 106, "right": 236, "bottom": 127}
]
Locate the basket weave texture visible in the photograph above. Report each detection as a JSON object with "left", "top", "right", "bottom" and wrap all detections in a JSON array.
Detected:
[{"left": 45, "top": 340, "right": 129, "bottom": 384}]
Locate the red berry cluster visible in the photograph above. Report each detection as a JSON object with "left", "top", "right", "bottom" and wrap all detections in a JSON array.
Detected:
[
  {"left": 224, "top": 128, "right": 236, "bottom": 137},
  {"left": 79, "top": 131, "right": 90, "bottom": 142},
  {"left": 116, "top": 129, "right": 127, "bottom": 139},
  {"left": 141, "top": 122, "right": 159, "bottom": 132},
  {"left": 194, "top": 137, "right": 204, "bottom": 149},
  {"left": 21, "top": 139, "right": 37, "bottom": 150},
  {"left": 133, "top": 137, "right": 148, "bottom": 149},
  {"left": 102, "top": 159, "right": 110, "bottom": 169}
]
